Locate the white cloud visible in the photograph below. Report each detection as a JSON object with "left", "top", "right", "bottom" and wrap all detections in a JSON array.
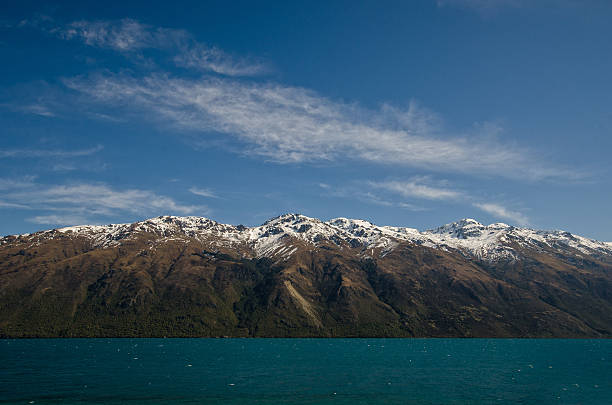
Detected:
[
  {"left": 0, "top": 179, "right": 208, "bottom": 226},
  {"left": 51, "top": 163, "right": 77, "bottom": 171},
  {"left": 189, "top": 187, "right": 218, "bottom": 198},
  {"left": 0, "top": 176, "right": 37, "bottom": 190},
  {"left": 358, "top": 177, "right": 529, "bottom": 222},
  {"left": 28, "top": 214, "right": 91, "bottom": 226},
  {"left": 320, "top": 182, "right": 428, "bottom": 211},
  {"left": 16, "top": 183, "right": 202, "bottom": 215},
  {"left": 63, "top": 73, "right": 576, "bottom": 181},
  {"left": 18, "top": 104, "right": 56, "bottom": 117},
  {"left": 473, "top": 202, "right": 529, "bottom": 225},
  {"left": 0, "top": 145, "right": 103, "bottom": 158},
  {"left": 398, "top": 202, "right": 429, "bottom": 211},
  {"left": 14, "top": 18, "right": 580, "bottom": 181},
  {"left": 55, "top": 19, "right": 267, "bottom": 76},
  {"left": 59, "top": 19, "right": 186, "bottom": 51},
  {"left": 358, "top": 192, "right": 396, "bottom": 207},
  {"left": 368, "top": 178, "right": 462, "bottom": 200},
  {"left": 174, "top": 44, "right": 269, "bottom": 76},
  {"left": 0, "top": 201, "right": 30, "bottom": 209}
]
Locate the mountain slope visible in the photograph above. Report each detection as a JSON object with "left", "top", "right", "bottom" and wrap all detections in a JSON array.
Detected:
[{"left": 1, "top": 214, "right": 611, "bottom": 337}]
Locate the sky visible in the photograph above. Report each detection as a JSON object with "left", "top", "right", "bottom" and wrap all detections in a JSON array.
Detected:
[{"left": 1, "top": 0, "right": 612, "bottom": 240}]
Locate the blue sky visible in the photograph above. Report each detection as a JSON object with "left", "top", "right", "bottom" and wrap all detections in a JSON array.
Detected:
[{"left": 1, "top": 0, "right": 611, "bottom": 240}]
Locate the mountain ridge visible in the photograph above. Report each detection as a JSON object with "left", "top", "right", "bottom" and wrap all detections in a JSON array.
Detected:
[
  {"left": 4, "top": 213, "right": 610, "bottom": 263},
  {"left": 1, "top": 213, "right": 611, "bottom": 338}
]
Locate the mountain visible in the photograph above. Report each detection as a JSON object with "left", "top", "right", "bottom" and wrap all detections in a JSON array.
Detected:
[{"left": 1, "top": 214, "right": 611, "bottom": 338}]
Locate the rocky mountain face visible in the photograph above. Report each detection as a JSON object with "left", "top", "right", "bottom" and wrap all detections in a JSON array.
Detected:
[{"left": 1, "top": 214, "right": 611, "bottom": 337}]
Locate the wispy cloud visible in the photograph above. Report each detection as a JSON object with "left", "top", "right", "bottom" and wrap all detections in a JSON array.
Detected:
[
  {"left": 18, "top": 183, "right": 204, "bottom": 215},
  {"left": 0, "top": 179, "right": 208, "bottom": 226},
  {"left": 319, "top": 182, "right": 428, "bottom": 211},
  {"left": 398, "top": 202, "right": 429, "bottom": 211},
  {"left": 0, "top": 176, "right": 37, "bottom": 190},
  {"left": 347, "top": 177, "right": 529, "bottom": 225},
  {"left": 51, "top": 163, "right": 77, "bottom": 171},
  {"left": 189, "top": 187, "right": 218, "bottom": 198},
  {"left": 0, "top": 201, "right": 30, "bottom": 209},
  {"left": 52, "top": 19, "right": 268, "bottom": 76},
  {"left": 13, "top": 17, "right": 581, "bottom": 181},
  {"left": 28, "top": 214, "right": 91, "bottom": 226},
  {"left": 63, "top": 73, "right": 577, "bottom": 181},
  {"left": 0, "top": 145, "right": 103, "bottom": 159},
  {"left": 18, "top": 104, "right": 56, "bottom": 117},
  {"left": 368, "top": 177, "right": 462, "bottom": 200},
  {"left": 58, "top": 19, "right": 187, "bottom": 51},
  {"left": 357, "top": 192, "right": 396, "bottom": 207},
  {"left": 0, "top": 82, "right": 65, "bottom": 118},
  {"left": 473, "top": 202, "right": 529, "bottom": 225}
]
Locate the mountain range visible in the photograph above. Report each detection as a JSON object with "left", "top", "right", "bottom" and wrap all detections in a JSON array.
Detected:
[{"left": 1, "top": 214, "right": 611, "bottom": 337}]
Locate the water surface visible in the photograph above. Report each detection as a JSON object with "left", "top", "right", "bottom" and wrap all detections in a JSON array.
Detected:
[{"left": 1, "top": 339, "right": 610, "bottom": 404}]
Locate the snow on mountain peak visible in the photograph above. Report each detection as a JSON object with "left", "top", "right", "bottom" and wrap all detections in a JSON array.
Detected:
[
  {"left": 263, "top": 213, "right": 319, "bottom": 225},
  {"left": 429, "top": 218, "right": 487, "bottom": 236},
  {"left": 7, "top": 213, "right": 612, "bottom": 262}
]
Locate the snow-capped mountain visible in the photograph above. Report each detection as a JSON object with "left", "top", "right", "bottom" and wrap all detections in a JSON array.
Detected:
[
  {"left": 5, "top": 213, "right": 611, "bottom": 263},
  {"left": 2, "top": 213, "right": 612, "bottom": 338}
]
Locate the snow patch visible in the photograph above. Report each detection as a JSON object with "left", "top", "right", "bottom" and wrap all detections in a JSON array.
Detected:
[{"left": 10, "top": 214, "right": 612, "bottom": 262}]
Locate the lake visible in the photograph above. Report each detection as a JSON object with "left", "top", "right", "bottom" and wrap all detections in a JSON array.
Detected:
[{"left": 1, "top": 339, "right": 610, "bottom": 404}]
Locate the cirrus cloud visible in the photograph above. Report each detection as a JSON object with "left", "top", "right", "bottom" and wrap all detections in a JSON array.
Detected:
[
  {"left": 189, "top": 187, "right": 218, "bottom": 198},
  {"left": 17, "top": 17, "right": 584, "bottom": 182},
  {"left": 473, "top": 202, "right": 529, "bottom": 225},
  {"left": 0, "top": 178, "right": 209, "bottom": 227},
  {"left": 355, "top": 177, "right": 530, "bottom": 225},
  {"left": 63, "top": 73, "right": 579, "bottom": 181},
  {"left": 0, "top": 145, "right": 103, "bottom": 159},
  {"left": 368, "top": 178, "right": 463, "bottom": 200},
  {"left": 56, "top": 19, "right": 268, "bottom": 76}
]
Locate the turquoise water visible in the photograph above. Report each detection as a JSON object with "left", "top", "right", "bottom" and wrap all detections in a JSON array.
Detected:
[{"left": 1, "top": 339, "right": 610, "bottom": 404}]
